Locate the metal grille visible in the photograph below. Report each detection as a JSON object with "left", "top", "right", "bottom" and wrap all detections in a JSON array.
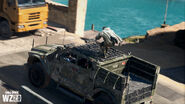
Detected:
[{"left": 29, "top": 12, "right": 40, "bottom": 20}]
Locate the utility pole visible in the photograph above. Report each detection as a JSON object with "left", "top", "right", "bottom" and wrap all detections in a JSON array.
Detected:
[
  {"left": 164, "top": 0, "right": 169, "bottom": 24},
  {"left": 161, "top": 0, "right": 169, "bottom": 28}
]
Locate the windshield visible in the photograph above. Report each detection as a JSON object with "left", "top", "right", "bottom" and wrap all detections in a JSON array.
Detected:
[{"left": 18, "top": 0, "right": 45, "bottom": 6}]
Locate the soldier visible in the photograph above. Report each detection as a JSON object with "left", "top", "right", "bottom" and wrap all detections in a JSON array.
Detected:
[{"left": 95, "top": 27, "right": 122, "bottom": 57}]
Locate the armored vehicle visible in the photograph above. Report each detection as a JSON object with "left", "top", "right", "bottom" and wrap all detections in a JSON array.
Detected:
[{"left": 27, "top": 43, "right": 160, "bottom": 104}]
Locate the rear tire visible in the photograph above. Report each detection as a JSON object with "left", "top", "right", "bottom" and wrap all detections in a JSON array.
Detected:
[
  {"left": 28, "top": 63, "right": 50, "bottom": 88},
  {"left": 93, "top": 92, "right": 115, "bottom": 104},
  {"left": 0, "top": 21, "right": 13, "bottom": 38}
]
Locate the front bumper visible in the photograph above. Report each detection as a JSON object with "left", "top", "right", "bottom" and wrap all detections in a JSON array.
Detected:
[{"left": 15, "top": 20, "right": 48, "bottom": 32}]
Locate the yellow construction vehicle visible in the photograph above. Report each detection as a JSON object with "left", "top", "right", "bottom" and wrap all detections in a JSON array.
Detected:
[{"left": 0, "top": 0, "right": 48, "bottom": 38}]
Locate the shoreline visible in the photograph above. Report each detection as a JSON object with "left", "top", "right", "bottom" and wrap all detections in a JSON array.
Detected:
[
  {"left": 49, "top": 0, "right": 184, "bottom": 38},
  {"left": 46, "top": 0, "right": 184, "bottom": 40},
  {"left": 84, "top": 22, "right": 185, "bottom": 44},
  {"left": 122, "top": 22, "right": 185, "bottom": 43}
]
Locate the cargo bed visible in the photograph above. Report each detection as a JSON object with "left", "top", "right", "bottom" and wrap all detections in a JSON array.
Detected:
[
  {"left": 122, "top": 56, "right": 160, "bottom": 104},
  {"left": 125, "top": 74, "right": 152, "bottom": 104}
]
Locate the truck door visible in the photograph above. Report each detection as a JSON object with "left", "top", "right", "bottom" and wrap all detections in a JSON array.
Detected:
[
  {"left": 50, "top": 51, "right": 78, "bottom": 84},
  {"left": 50, "top": 51, "right": 93, "bottom": 96},
  {"left": 4, "top": 0, "right": 17, "bottom": 22},
  {"left": 75, "top": 57, "right": 94, "bottom": 95}
]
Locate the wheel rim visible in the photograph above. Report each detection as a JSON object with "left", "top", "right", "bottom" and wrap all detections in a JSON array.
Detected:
[{"left": 30, "top": 68, "right": 43, "bottom": 86}]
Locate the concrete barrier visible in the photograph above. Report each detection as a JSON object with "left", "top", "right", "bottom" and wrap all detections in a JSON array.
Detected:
[{"left": 46, "top": 0, "right": 87, "bottom": 36}]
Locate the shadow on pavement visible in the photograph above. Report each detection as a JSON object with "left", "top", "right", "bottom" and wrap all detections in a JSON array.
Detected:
[
  {"left": 48, "top": 21, "right": 68, "bottom": 31},
  {"left": 160, "top": 66, "right": 185, "bottom": 84},
  {"left": 0, "top": 64, "right": 80, "bottom": 104},
  {"left": 115, "top": 31, "right": 185, "bottom": 84},
  {"left": 0, "top": 32, "right": 33, "bottom": 40}
]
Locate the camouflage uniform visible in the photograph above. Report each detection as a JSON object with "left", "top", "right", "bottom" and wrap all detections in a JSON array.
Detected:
[{"left": 95, "top": 27, "right": 122, "bottom": 56}]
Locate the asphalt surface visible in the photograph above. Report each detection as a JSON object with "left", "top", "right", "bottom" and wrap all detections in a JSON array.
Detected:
[
  {"left": 0, "top": 51, "right": 82, "bottom": 104},
  {"left": 0, "top": 51, "right": 184, "bottom": 104}
]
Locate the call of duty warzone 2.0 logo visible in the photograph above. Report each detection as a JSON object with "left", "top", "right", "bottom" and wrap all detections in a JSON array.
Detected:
[{"left": 2, "top": 91, "right": 22, "bottom": 103}]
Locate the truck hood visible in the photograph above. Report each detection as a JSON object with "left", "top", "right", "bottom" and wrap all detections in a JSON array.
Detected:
[{"left": 30, "top": 44, "right": 63, "bottom": 55}]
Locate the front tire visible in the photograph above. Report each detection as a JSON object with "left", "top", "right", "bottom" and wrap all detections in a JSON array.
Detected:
[
  {"left": 0, "top": 21, "right": 13, "bottom": 38},
  {"left": 28, "top": 63, "right": 50, "bottom": 88}
]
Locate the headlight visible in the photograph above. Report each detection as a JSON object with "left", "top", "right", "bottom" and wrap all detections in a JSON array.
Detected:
[
  {"left": 18, "top": 25, "right": 25, "bottom": 29},
  {"left": 43, "top": 21, "right": 47, "bottom": 24}
]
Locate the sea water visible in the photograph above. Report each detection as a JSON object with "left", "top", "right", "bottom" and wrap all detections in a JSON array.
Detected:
[{"left": 53, "top": 0, "right": 185, "bottom": 38}]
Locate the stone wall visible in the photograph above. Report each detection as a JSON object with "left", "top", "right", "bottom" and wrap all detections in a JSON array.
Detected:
[
  {"left": 146, "top": 22, "right": 185, "bottom": 37},
  {"left": 46, "top": 0, "right": 87, "bottom": 36}
]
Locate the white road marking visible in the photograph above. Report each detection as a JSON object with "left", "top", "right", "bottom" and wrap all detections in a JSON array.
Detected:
[{"left": 21, "top": 85, "right": 53, "bottom": 104}]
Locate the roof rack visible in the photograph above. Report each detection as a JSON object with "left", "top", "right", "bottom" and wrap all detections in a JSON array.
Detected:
[{"left": 73, "top": 43, "right": 125, "bottom": 61}]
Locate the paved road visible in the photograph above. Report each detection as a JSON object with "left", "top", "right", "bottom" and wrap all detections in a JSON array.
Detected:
[
  {"left": 0, "top": 51, "right": 81, "bottom": 104},
  {"left": 0, "top": 51, "right": 184, "bottom": 104}
]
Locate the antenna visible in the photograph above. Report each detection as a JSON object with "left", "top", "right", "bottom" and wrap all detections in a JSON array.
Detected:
[
  {"left": 32, "top": 38, "right": 35, "bottom": 48},
  {"left": 62, "top": 31, "right": 66, "bottom": 45},
  {"left": 46, "top": 36, "right": 48, "bottom": 45}
]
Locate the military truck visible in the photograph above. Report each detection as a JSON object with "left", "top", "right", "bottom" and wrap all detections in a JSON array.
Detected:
[
  {"left": 0, "top": 0, "right": 48, "bottom": 37},
  {"left": 27, "top": 43, "right": 160, "bottom": 104}
]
